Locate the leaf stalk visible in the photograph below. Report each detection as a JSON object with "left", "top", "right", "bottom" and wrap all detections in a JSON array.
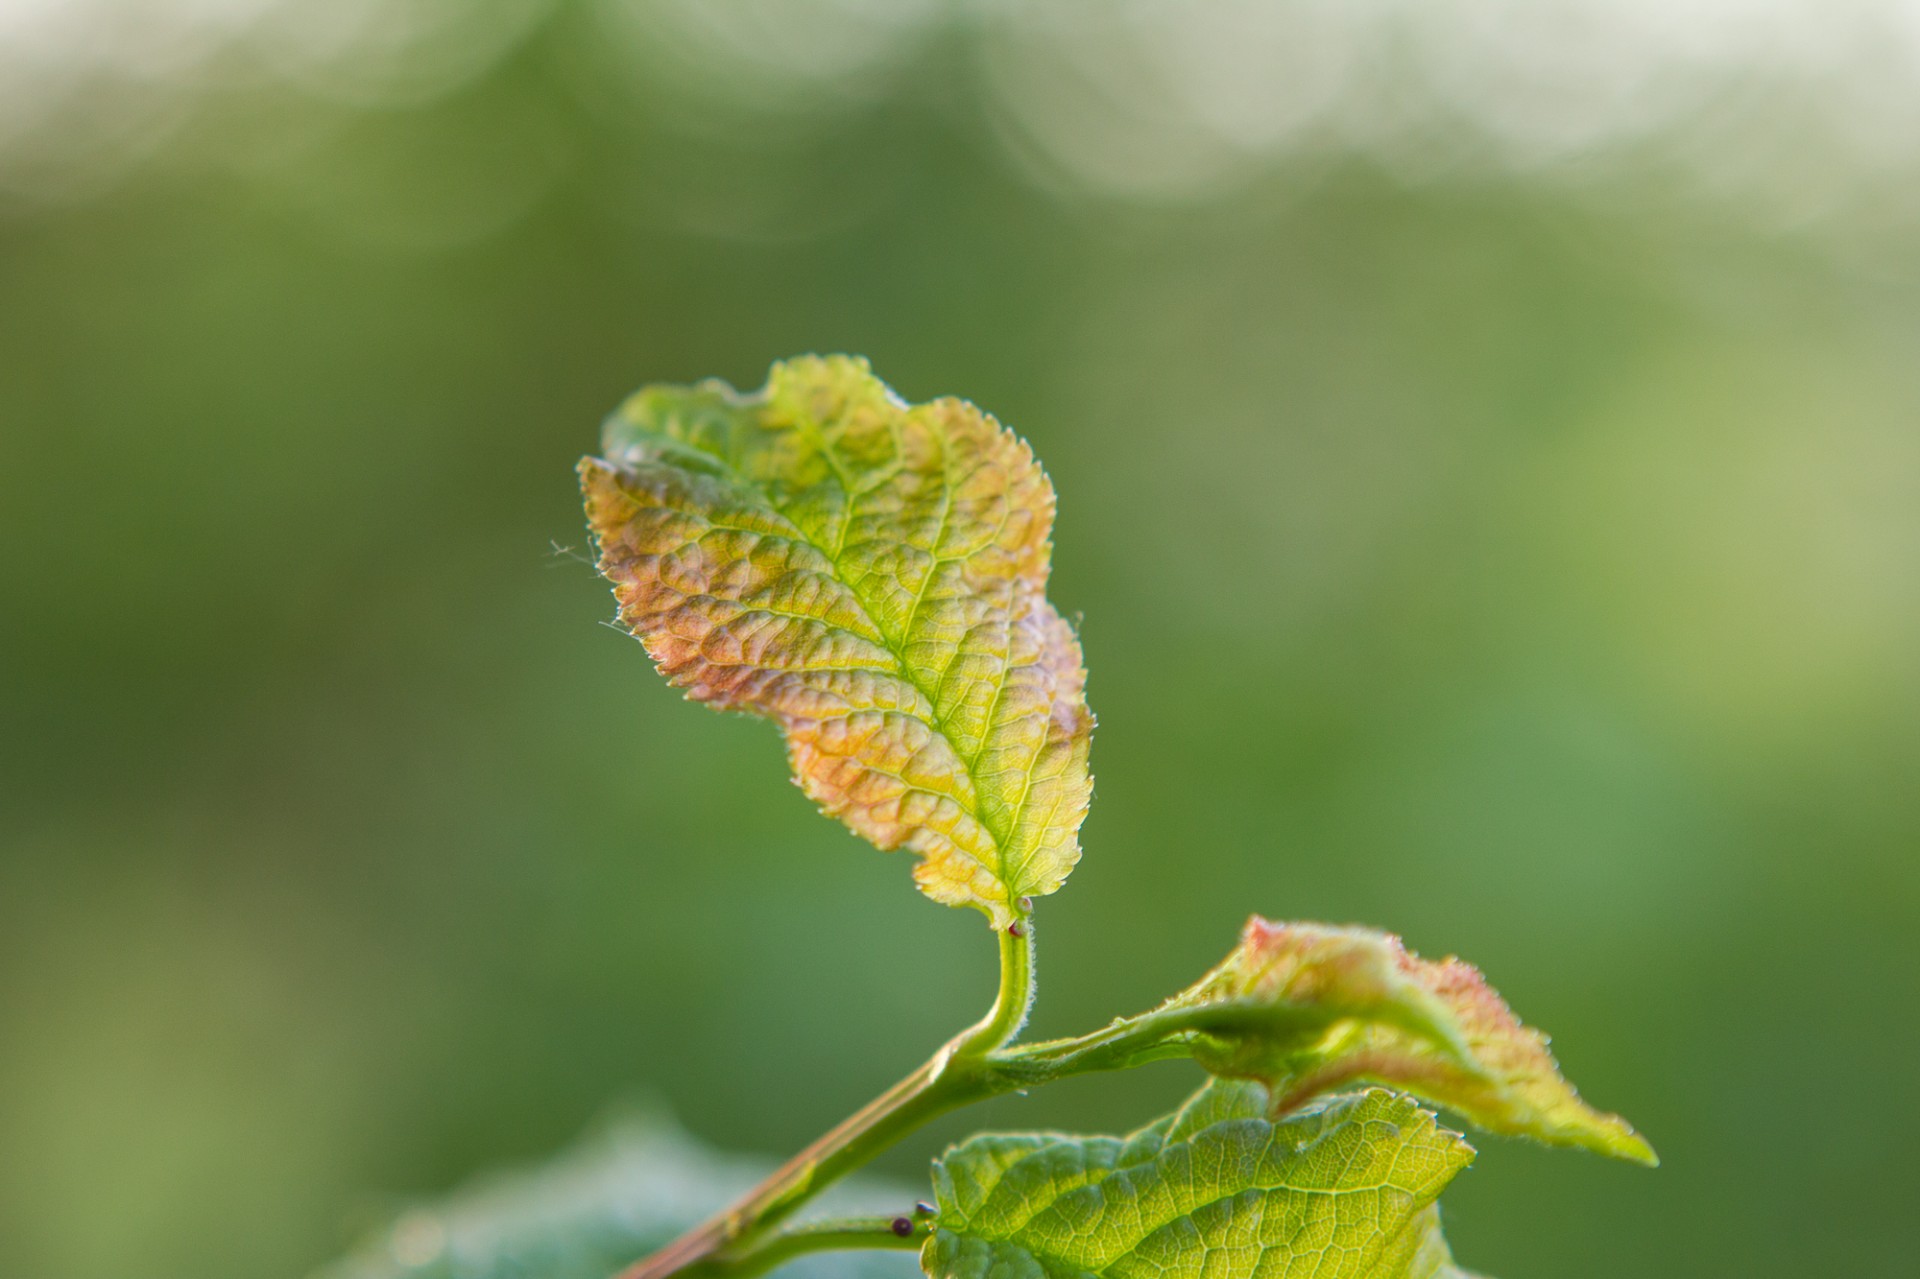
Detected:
[
  {"left": 613, "top": 922, "right": 1035, "bottom": 1279},
  {"left": 684, "top": 1217, "right": 924, "bottom": 1279}
]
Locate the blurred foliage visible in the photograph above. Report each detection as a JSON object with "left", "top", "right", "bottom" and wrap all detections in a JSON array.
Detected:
[
  {"left": 1, "top": 4, "right": 1917, "bottom": 1279},
  {"left": 317, "top": 1108, "right": 916, "bottom": 1279}
]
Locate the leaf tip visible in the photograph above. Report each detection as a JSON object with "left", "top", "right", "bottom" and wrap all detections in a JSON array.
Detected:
[{"left": 1583, "top": 1113, "right": 1660, "bottom": 1168}]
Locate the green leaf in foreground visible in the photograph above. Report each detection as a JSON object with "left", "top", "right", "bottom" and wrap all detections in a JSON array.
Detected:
[
  {"left": 1169, "top": 918, "right": 1657, "bottom": 1166},
  {"left": 924, "top": 1080, "right": 1479, "bottom": 1279},
  {"left": 580, "top": 356, "right": 1092, "bottom": 928}
]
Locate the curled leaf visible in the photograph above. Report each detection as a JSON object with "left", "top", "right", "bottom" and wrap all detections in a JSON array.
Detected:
[
  {"left": 1173, "top": 917, "right": 1657, "bottom": 1166},
  {"left": 924, "top": 1079, "right": 1477, "bottom": 1279},
  {"left": 580, "top": 356, "right": 1092, "bottom": 927}
]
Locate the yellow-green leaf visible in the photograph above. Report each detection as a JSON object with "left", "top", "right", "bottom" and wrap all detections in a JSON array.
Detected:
[
  {"left": 1171, "top": 917, "right": 1656, "bottom": 1166},
  {"left": 923, "top": 1079, "right": 1478, "bottom": 1279},
  {"left": 1381, "top": 1206, "right": 1485, "bottom": 1279},
  {"left": 580, "top": 356, "right": 1093, "bottom": 927}
]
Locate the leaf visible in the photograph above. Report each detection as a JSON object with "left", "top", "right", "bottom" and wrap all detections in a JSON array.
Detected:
[
  {"left": 1170, "top": 917, "right": 1657, "bottom": 1166},
  {"left": 923, "top": 1079, "right": 1477, "bottom": 1279},
  {"left": 1380, "top": 1206, "right": 1485, "bottom": 1279},
  {"left": 316, "top": 1105, "right": 921, "bottom": 1279},
  {"left": 580, "top": 356, "right": 1093, "bottom": 927}
]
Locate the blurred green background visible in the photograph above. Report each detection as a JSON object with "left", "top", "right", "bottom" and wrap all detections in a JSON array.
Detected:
[{"left": 3, "top": 2, "right": 1918, "bottom": 1276}]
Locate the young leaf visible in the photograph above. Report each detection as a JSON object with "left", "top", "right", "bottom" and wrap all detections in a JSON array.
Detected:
[
  {"left": 580, "top": 356, "right": 1092, "bottom": 928},
  {"left": 1174, "top": 918, "right": 1656, "bottom": 1166},
  {"left": 924, "top": 1079, "right": 1476, "bottom": 1279}
]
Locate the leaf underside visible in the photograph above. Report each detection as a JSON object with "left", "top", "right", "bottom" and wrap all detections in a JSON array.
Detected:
[
  {"left": 924, "top": 1080, "right": 1480, "bottom": 1279},
  {"left": 1174, "top": 918, "right": 1656, "bottom": 1166},
  {"left": 581, "top": 356, "right": 1093, "bottom": 927}
]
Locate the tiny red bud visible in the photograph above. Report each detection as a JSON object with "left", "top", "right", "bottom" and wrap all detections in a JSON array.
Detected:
[
  {"left": 1018, "top": 896, "right": 1033, "bottom": 912},
  {"left": 1007, "top": 921, "right": 1024, "bottom": 937}
]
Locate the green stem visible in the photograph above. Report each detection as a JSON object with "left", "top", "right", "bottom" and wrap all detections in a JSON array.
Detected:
[
  {"left": 988, "top": 1005, "right": 1204, "bottom": 1084},
  {"left": 614, "top": 920, "right": 1035, "bottom": 1279},
  {"left": 693, "top": 1217, "right": 923, "bottom": 1279},
  {"left": 952, "top": 922, "right": 1034, "bottom": 1058},
  {"left": 609, "top": 923, "right": 1253, "bottom": 1279}
]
